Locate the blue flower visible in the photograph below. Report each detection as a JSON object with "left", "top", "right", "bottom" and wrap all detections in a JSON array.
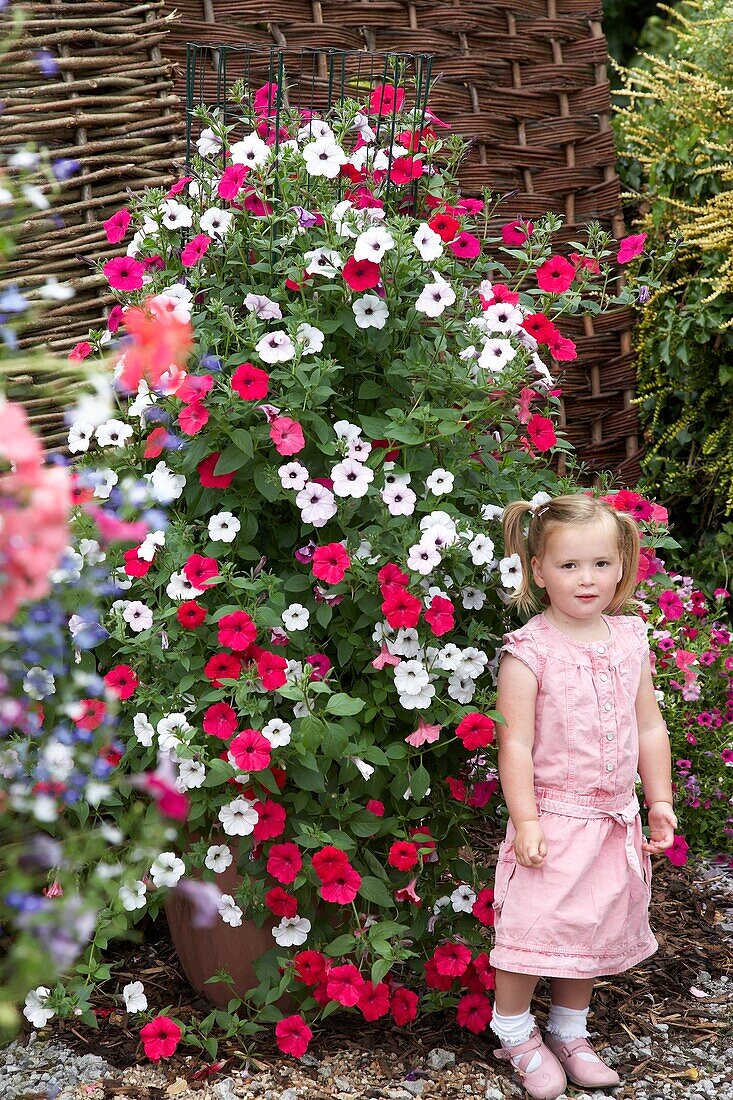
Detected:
[
  {"left": 0, "top": 285, "right": 29, "bottom": 314},
  {"left": 52, "top": 158, "right": 80, "bottom": 181},
  {"left": 35, "top": 49, "right": 60, "bottom": 76}
]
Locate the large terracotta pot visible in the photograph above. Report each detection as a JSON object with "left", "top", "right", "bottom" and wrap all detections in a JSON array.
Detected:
[{"left": 165, "top": 854, "right": 276, "bottom": 1008}]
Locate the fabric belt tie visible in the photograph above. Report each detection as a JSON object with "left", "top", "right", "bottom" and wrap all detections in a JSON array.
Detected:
[{"left": 536, "top": 792, "right": 642, "bottom": 879}]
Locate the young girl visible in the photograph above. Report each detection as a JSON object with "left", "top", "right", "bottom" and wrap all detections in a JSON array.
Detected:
[{"left": 489, "top": 494, "right": 676, "bottom": 1100}]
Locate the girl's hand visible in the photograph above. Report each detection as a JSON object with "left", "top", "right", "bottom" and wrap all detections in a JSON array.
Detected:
[
  {"left": 514, "top": 821, "right": 547, "bottom": 867},
  {"left": 642, "top": 802, "right": 677, "bottom": 854}
]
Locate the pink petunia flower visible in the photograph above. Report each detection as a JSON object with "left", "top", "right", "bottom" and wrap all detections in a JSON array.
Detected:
[
  {"left": 180, "top": 233, "right": 212, "bottom": 267},
  {"left": 617, "top": 233, "right": 647, "bottom": 264},
  {"left": 270, "top": 416, "right": 305, "bottom": 456},
  {"left": 665, "top": 834, "right": 690, "bottom": 867},
  {"left": 312, "top": 543, "right": 350, "bottom": 585},
  {"left": 536, "top": 255, "right": 575, "bottom": 294},
  {"left": 103, "top": 208, "right": 131, "bottom": 244},
  {"left": 103, "top": 255, "right": 145, "bottom": 291},
  {"left": 405, "top": 717, "right": 442, "bottom": 748},
  {"left": 229, "top": 728, "right": 272, "bottom": 772},
  {"left": 140, "top": 1016, "right": 182, "bottom": 1061}
]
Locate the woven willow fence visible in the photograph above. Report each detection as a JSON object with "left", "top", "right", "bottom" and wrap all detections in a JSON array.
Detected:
[
  {"left": 0, "top": 0, "right": 185, "bottom": 357},
  {"left": 161, "top": 0, "right": 639, "bottom": 480}
]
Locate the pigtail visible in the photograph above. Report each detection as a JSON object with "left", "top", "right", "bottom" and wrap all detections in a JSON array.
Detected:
[
  {"left": 501, "top": 501, "right": 539, "bottom": 616},
  {"left": 606, "top": 510, "right": 642, "bottom": 613}
]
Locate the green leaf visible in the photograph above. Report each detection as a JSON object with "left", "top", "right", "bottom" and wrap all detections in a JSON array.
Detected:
[
  {"left": 287, "top": 759, "right": 326, "bottom": 792},
  {"left": 371, "top": 958, "right": 392, "bottom": 985},
  {"left": 322, "top": 723, "right": 348, "bottom": 759},
  {"left": 230, "top": 428, "right": 254, "bottom": 460},
  {"left": 359, "top": 875, "right": 395, "bottom": 909},
  {"left": 325, "top": 693, "right": 365, "bottom": 716},
  {"left": 253, "top": 462, "right": 280, "bottom": 502},
  {"left": 202, "top": 758, "right": 234, "bottom": 787},
  {"left": 323, "top": 933, "right": 357, "bottom": 957},
  {"left": 409, "top": 765, "right": 430, "bottom": 803},
  {"left": 214, "top": 444, "right": 249, "bottom": 476}
]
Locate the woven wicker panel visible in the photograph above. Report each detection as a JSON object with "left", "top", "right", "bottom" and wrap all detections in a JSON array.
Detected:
[
  {"left": 0, "top": 0, "right": 185, "bottom": 358},
  {"left": 161, "top": 0, "right": 639, "bottom": 482}
]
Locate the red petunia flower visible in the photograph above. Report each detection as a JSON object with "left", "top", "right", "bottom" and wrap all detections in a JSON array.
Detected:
[
  {"left": 103, "top": 664, "right": 138, "bottom": 700},
  {"left": 312, "top": 543, "right": 351, "bottom": 585},
  {"left": 536, "top": 255, "right": 575, "bottom": 294},
  {"left": 257, "top": 650, "right": 288, "bottom": 690},
  {"left": 232, "top": 362, "right": 269, "bottom": 401},
  {"left": 293, "top": 950, "right": 329, "bottom": 986},
  {"left": 197, "top": 452, "right": 236, "bottom": 489},
  {"left": 366, "top": 799, "right": 385, "bottom": 817},
  {"left": 144, "top": 426, "right": 169, "bottom": 459},
  {"left": 389, "top": 156, "right": 423, "bottom": 186},
  {"left": 456, "top": 992, "right": 493, "bottom": 1034},
  {"left": 342, "top": 256, "right": 381, "bottom": 291},
  {"left": 377, "top": 562, "right": 410, "bottom": 588},
  {"left": 501, "top": 218, "right": 534, "bottom": 247},
  {"left": 391, "top": 987, "right": 419, "bottom": 1026},
  {"left": 181, "top": 233, "right": 212, "bottom": 267},
  {"left": 319, "top": 863, "right": 362, "bottom": 905},
  {"left": 446, "top": 776, "right": 468, "bottom": 802},
  {"left": 387, "top": 840, "right": 419, "bottom": 872},
  {"left": 123, "top": 547, "right": 152, "bottom": 578},
  {"left": 428, "top": 212, "right": 460, "bottom": 242},
  {"left": 358, "top": 980, "right": 391, "bottom": 1021},
  {"left": 526, "top": 414, "right": 557, "bottom": 452},
  {"left": 609, "top": 489, "right": 655, "bottom": 521},
  {"left": 472, "top": 888, "right": 496, "bottom": 927},
  {"left": 455, "top": 712, "right": 496, "bottom": 751},
  {"left": 432, "top": 941, "right": 472, "bottom": 977},
  {"left": 264, "top": 886, "right": 298, "bottom": 918},
  {"left": 178, "top": 401, "right": 209, "bottom": 436},
  {"left": 202, "top": 702, "right": 238, "bottom": 740},
  {"left": 482, "top": 282, "right": 520, "bottom": 307},
  {"left": 424, "top": 957, "right": 454, "bottom": 990},
  {"left": 521, "top": 313, "right": 556, "bottom": 344},
  {"left": 381, "top": 587, "right": 422, "bottom": 629},
  {"left": 369, "top": 83, "right": 405, "bottom": 116},
  {"left": 326, "top": 963, "right": 366, "bottom": 1006},
  {"left": 203, "top": 652, "right": 242, "bottom": 687},
  {"left": 75, "top": 699, "right": 106, "bottom": 731},
  {"left": 217, "top": 610, "right": 257, "bottom": 651},
  {"left": 229, "top": 728, "right": 272, "bottom": 772},
  {"left": 139, "top": 1015, "right": 181, "bottom": 1061},
  {"left": 266, "top": 841, "right": 302, "bottom": 884},
  {"left": 448, "top": 232, "right": 481, "bottom": 259},
  {"left": 312, "top": 845, "right": 350, "bottom": 882},
  {"left": 275, "top": 1014, "right": 313, "bottom": 1058},
  {"left": 252, "top": 799, "right": 287, "bottom": 841},
  {"left": 177, "top": 600, "right": 206, "bottom": 629},
  {"left": 183, "top": 553, "right": 219, "bottom": 588},
  {"left": 547, "top": 331, "right": 578, "bottom": 361},
  {"left": 424, "top": 595, "right": 455, "bottom": 637}
]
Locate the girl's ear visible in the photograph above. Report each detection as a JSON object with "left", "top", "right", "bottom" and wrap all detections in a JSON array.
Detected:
[{"left": 530, "top": 555, "right": 546, "bottom": 589}]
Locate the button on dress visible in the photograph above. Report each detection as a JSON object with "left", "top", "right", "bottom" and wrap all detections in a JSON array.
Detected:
[{"left": 489, "top": 612, "right": 658, "bottom": 978}]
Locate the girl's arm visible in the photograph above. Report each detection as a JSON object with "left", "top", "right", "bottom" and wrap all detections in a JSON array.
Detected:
[
  {"left": 635, "top": 655, "right": 677, "bottom": 852},
  {"left": 496, "top": 654, "right": 547, "bottom": 867}
]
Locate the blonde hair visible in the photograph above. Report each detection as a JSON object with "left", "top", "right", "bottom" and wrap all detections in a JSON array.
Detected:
[{"left": 502, "top": 493, "right": 641, "bottom": 617}]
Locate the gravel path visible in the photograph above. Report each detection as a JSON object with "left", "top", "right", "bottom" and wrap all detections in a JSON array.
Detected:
[{"left": 2, "top": 863, "right": 731, "bottom": 1100}]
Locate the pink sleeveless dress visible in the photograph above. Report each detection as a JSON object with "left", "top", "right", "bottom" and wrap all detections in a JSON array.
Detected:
[{"left": 489, "top": 611, "right": 658, "bottom": 978}]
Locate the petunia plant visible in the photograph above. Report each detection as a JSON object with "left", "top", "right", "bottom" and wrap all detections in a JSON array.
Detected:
[{"left": 60, "top": 77, "right": 695, "bottom": 1056}]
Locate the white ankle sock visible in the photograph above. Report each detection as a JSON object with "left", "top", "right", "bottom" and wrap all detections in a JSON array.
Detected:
[
  {"left": 546, "top": 1002, "right": 590, "bottom": 1041},
  {"left": 490, "top": 1009, "right": 540, "bottom": 1072}
]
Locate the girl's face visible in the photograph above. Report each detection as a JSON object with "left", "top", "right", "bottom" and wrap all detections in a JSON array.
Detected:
[{"left": 531, "top": 520, "right": 623, "bottom": 625}]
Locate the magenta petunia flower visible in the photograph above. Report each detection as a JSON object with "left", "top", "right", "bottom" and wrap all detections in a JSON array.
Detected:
[
  {"left": 180, "top": 233, "right": 211, "bottom": 267},
  {"left": 103, "top": 255, "right": 145, "bottom": 291}
]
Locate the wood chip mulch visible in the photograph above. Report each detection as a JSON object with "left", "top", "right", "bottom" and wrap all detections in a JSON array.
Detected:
[{"left": 44, "top": 857, "right": 732, "bottom": 1089}]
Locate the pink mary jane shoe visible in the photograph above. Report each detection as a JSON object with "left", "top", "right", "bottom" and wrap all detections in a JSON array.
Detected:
[
  {"left": 545, "top": 1034, "right": 621, "bottom": 1089},
  {"left": 494, "top": 1026, "right": 567, "bottom": 1100}
]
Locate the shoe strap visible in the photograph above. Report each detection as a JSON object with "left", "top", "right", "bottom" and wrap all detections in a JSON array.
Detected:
[
  {"left": 558, "top": 1037, "right": 595, "bottom": 1059},
  {"left": 493, "top": 1030, "right": 542, "bottom": 1072}
]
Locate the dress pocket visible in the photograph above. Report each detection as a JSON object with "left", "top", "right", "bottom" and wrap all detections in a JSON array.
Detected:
[{"left": 492, "top": 843, "right": 518, "bottom": 911}]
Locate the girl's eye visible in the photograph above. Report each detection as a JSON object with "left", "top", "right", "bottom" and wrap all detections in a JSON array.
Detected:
[{"left": 596, "top": 561, "right": 610, "bottom": 567}]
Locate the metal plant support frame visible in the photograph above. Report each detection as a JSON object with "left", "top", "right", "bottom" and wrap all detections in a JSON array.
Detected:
[{"left": 184, "top": 44, "right": 434, "bottom": 211}]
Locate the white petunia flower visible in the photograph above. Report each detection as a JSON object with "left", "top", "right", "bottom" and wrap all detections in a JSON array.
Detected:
[
  {"left": 499, "top": 553, "right": 523, "bottom": 590},
  {"left": 302, "top": 135, "right": 347, "bottom": 178},
  {"left": 481, "top": 503, "right": 505, "bottom": 521},
  {"left": 218, "top": 796, "right": 258, "bottom": 836},
  {"left": 199, "top": 207, "right": 233, "bottom": 239},
  {"left": 93, "top": 468, "right": 118, "bottom": 500},
  {"left": 177, "top": 759, "right": 206, "bottom": 791},
  {"left": 468, "top": 534, "right": 495, "bottom": 566},
  {"left": 197, "top": 127, "right": 222, "bottom": 156},
  {"left": 272, "top": 915, "right": 311, "bottom": 947},
  {"left": 256, "top": 330, "right": 296, "bottom": 364},
  {"left": 118, "top": 880, "right": 147, "bottom": 911},
  {"left": 381, "top": 483, "right": 416, "bottom": 516},
  {"left": 132, "top": 713, "right": 155, "bottom": 747},
  {"left": 478, "top": 338, "right": 517, "bottom": 373},
  {"left": 529, "top": 491, "right": 553, "bottom": 510},
  {"left": 150, "top": 290, "right": 191, "bottom": 324},
  {"left": 150, "top": 852, "right": 185, "bottom": 888},
  {"left": 353, "top": 294, "right": 389, "bottom": 330},
  {"left": 333, "top": 419, "right": 362, "bottom": 443},
  {"left": 39, "top": 276, "right": 75, "bottom": 302},
  {"left": 480, "top": 302, "right": 524, "bottom": 334},
  {"left": 166, "top": 571, "right": 204, "bottom": 601},
  {"left": 425, "top": 469, "right": 454, "bottom": 496},
  {"left": 208, "top": 512, "right": 241, "bottom": 543},
  {"left": 450, "top": 885, "right": 477, "bottom": 913},
  {"left": 394, "top": 661, "right": 430, "bottom": 697},
  {"left": 350, "top": 756, "right": 375, "bottom": 781},
  {"left": 157, "top": 713, "right": 192, "bottom": 747},
  {"left": 296, "top": 481, "right": 338, "bottom": 527},
  {"left": 244, "top": 292, "right": 282, "bottom": 320},
  {"left": 205, "top": 844, "right": 233, "bottom": 873},
  {"left": 399, "top": 682, "right": 436, "bottom": 710},
  {"left": 413, "top": 223, "right": 443, "bottom": 262},
  {"left": 79, "top": 538, "right": 105, "bottom": 565},
  {"left": 123, "top": 601, "right": 153, "bottom": 633},
  {"left": 218, "top": 894, "right": 244, "bottom": 927},
  {"left": 262, "top": 718, "right": 292, "bottom": 748},
  {"left": 436, "top": 643, "right": 463, "bottom": 672},
  {"left": 303, "top": 247, "right": 342, "bottom": 277},
  {"left": 448, "top": 674, "right": 476, "bottom": 704},
  {"left": 297, "top": 118, "right": 334, "bottom": 143},
  {"left": 415, "top": 276, "right": 456, "bottom": 318},
  {"left": 392, "top": 628, "right": 421, "bottom": 658},
  {"left": 161, "top": 199, "right": 193, "bottom": 230},
  {"left": 348, "top": 437, "right": 372, "bottom": 462},
  {"left": 353, "top": 226, "right": 395, "bottom": 263},
  {"left": 457, "top": 646, "right": 488, "bottom": 679},
  {"left": 278, "top": 462, "right": 309, "bottom": 491},
  {"left": 122, "top": 981, "right": 148, "bottom": 1014},
  {"left": 145, "top": 461, "right": 185, "bottom": 503},
  {"left": 407, "top": 541, "right": 442, "bottom": 576},
  {"left": 331, "top": 457, "right": 374, "bottom": 498},
  {"left": 230, "top": 132, "right": 270, "bottom": 168},
  {"left": 137, "top": 530, "right": 165, "bottom": 562},
  {"left": 461, "top": 586, "right": 486, "bottom": 610},
  {"left": 23, "top": 987, "right": 55, "bottom": 1029},
  {"left": 296, "top": 322, "right": 325, "bottom": 355},
  {"left": 531, "top": 352, "right": 555, "bottom": 388},
  {"left": 67, "top": 422, "right": 94, "bottom": 453},
  {"left": 282, "top": 604, "right": 309, "bottom": 631}
]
